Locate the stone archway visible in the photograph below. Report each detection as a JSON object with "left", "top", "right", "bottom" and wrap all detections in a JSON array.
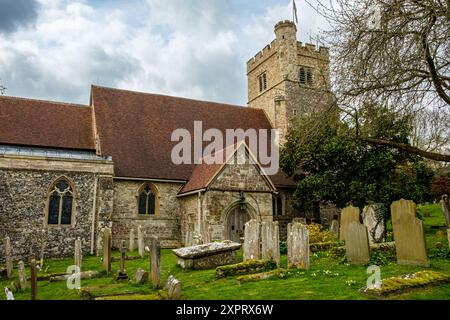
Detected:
[{"left": 222, "top": 201, "right": 258, "bottom": 243}]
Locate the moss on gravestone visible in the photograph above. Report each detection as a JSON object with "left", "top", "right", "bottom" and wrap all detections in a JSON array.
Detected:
[{"left": 215, "top": 259, "right": 277, "bottom": 278}]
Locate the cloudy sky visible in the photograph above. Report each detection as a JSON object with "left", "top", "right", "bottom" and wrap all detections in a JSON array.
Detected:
[{"left": 0, "top": 0, "right": 329, "bottom": 106}]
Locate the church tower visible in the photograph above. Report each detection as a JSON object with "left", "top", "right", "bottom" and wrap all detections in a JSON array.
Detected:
[{"left": 247, "top": 20, "right": 333, "bottom": 144}]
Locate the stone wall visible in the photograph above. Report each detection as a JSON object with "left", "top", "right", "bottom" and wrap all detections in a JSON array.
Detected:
[
  {"left": 0, "top": 156, "right": 114, "bottom": 262},
  {"left": 273, "top": 187, "right": 301, "bottom": 240},
  {"left": 111, "top": 180, "right": 184, "bottom": 249}
]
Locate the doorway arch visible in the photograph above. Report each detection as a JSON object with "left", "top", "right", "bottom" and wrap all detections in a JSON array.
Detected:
[{"left": 222, "top": 201, "right": 258, "bottom": 243}]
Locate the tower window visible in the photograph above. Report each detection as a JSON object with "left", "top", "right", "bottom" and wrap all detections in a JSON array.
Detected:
[
  {"left": 258, "top": 73, "right": 267, "bottom": 92},
  {"left": 299, "top": 67, "right": 313, "bottom": 86}
]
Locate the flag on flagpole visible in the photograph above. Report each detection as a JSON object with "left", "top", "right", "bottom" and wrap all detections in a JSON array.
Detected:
[{"left": 292, "top": 0, "right": 299, "bottom": 24}]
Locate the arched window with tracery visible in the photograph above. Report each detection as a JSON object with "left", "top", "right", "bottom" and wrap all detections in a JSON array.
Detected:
[
  {"left": 138, "top": 184, "right": 158, "bottom": 216},
  {"left": 47, "top": 177, "right": 75, "bottom": 226}
]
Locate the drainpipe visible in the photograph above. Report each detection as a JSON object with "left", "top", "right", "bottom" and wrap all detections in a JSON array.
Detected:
[{"left": 90, "top": 175, "right": 98, "bottom": 255}]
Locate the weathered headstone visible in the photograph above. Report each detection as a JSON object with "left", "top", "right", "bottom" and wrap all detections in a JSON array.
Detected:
[
  {"left": 30, "top": 259, "right": 37, "bottom": 300},
  {"left": 150, "top": 237, "right": 161, "bottom": 289},
  {"left": 362, "top": 205, "right": 385, "bottom": 244},
  {"left": 261, "top": 221, "right": 280, "bottom": 266},
  {"left": 102, "top": 227, "right": 112, "bottom": 273},
  {"left": 18, "top": 261, "right": 27, "bottom": 291},
  {"left": 138, "top": 225, "right": 145, "bottom": 258},
  {"left": 135, "top": 268, "right": 148, "bottom": 284},
  {"left": 117, "top": 240, "right": 129, "bottom": 281},
  {"left": 339, "top": 206, "right": 360, "bottom": 241},
  {"left": 441, "top": 195, "right": 450, "bottom": 227},
  {"left": 74, "top": 237, "right": 82, "bottom": 270},
  {"left": 243, "top": 219, "right": 260, "bottom": 261},
  {"left": 345, "top": 221, "right": 370, "bottom": 265},
  {"left": 5, "top": 236, "right": 13, "bottom": 279},
  {"left": 391, "top": 199, "right": 429, "bottom": 267},
  {"left": 166, "top": 275, "right": 181, "bottom": 300},
  {"left": 292, "top": 217, "right": 307, "bottom": 225},
  {"left": 330, "top": 219, "right": 339, "bottom": 239},
  {"left": 287, "top": 223, "right": 309, "bottom": 269},
  {"left": 4, "top": 287, "right": 14, "bottom": 300},
  {"left": 129, "top": 228, "right": 135, "bottom": 252}
]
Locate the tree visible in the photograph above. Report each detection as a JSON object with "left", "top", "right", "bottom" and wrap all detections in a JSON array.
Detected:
[
  {"left": 281, "top": 104, "right": 434, "bottom": 211},
  {"left": 0, "top": 78, "right": 6, "bottom": 95},
  {"left": 430, "top": 175, "right": 450, "bottom": 199},
  {"left": 306, "top": 0, "right": 450, "bottom": 161}
]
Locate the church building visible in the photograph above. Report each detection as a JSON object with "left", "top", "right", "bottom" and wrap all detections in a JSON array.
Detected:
[{"left": 0, "top": 21, "right": 335, "bottom": 260}]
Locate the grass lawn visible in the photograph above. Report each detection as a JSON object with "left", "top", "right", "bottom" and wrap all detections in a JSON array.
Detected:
[{"left": 1, "top": 203, "right": 449, "bottom": 300}]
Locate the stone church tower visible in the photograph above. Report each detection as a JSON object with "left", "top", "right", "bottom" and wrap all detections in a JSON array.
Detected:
[{"left": 247, "top": 20, "right": 334, "bottom": 144}]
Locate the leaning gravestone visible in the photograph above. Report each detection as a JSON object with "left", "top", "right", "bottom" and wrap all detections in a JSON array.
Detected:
[
  {"left": 391, "top": 199, "right": 429, "bottom": 267},
  {"left": 345, "top": 221, "right": 370, "bottom": 265},
  {"left": 166, "top": 275, "right": 182, "bottom": 300},
  {"left": 18, "top": 261, "right": 27, "bottom": 290},
  {"left": 330, "top": 219, "right": 339, "bottom": 239},
  {"left": 138, "top": 225, "right": 145, "bottom": 258},
  {"left": 362, "top": 205, "right": 385, "bottom": 244},
  {"left": 287, "top": 223, "right": 309, "bottom": 269},
  {"left": 261, "top": 221, "right": 280, "bottom": 266},
  {"left": 135, "top": 268, "right": 148, "bottom": 284},
  {"left": 150, "top": 237, "right": 161, "bottom": 289},
  {"left": 243, "top": 219, "right": 260, "bottom": 261},
  {"left": 5, "top": 236, "right": 13, "bottom": 279},
  {"left": 74, "top": 237, "right": 82, "bottom": 270},
  {"left": 129, "top": 228, "right": 135, "bottom": 252},
  {"left": 340, "top": 206, "right": 361, "bottom": 242},
  {"left": 30, "top": 259, "right": 37, "bottom": 300},
  {"left": 102, "top": 227, "right": 112, "bottom": 273}
]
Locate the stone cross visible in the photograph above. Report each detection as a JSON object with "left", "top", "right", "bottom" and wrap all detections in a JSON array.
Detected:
[
  {"left": 102, "top": 227, "right": 112, "bottom": 273},
  {"left": 150, "top": 237, "right": 161, "bottom": 289},
  {"left": 117, "top": 240, "right": 129, "bottom": 281},
  {"left": 362, "top": 205, "right": 385, "bottom": 244},
  {"left": 138, "top": 225, "right": 145, "bottom": 258},
  {"left": 345, "top": 221, "right": 370, "bottom": 265},
  {"left": 287, "top": 223, "right": 309, "bottom": 269},
  {"left": 18, "top": 261, "right": 27, "bottom": 291},
  {"left": 30, "top": 258, "right": 37, "bottom": 300},
  {"left": 166, "top": 275, "right": 181, "bottom": 300},
  {"left": 129, "top": 228, "right": 135, "bottom": 252},
  {"left": 339, "top": 206, "right": 360, "bottom": 241},
  {"left": 243, "top": 219, "right": 260, "bottom": 261},
  {"left": 4, "top": 236, "right": 13, "bottom": 279},
  {"left": 261, "top": 221, "right": 280, "bottom": 266},
  {"left": 391, "top": 199, "right": 429, "bottom": 267},
  {"left": 330, "top": 219, "right": 339, "bottom": 239},
  {"left": 74, "top": 237, "right": 82, "bottom": 270}
]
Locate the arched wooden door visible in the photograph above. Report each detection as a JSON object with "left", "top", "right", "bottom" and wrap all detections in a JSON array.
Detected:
[{"left": 226, "top": 207, "right": 251, "bottom": 243}]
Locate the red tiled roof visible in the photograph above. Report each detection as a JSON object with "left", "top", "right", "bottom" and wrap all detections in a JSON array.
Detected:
[
  {"left": 91, "top": 85, "right": 294, "bottom": 187},
  {"left": 0, "top": 96, "right": 95, "bottom": 150}
]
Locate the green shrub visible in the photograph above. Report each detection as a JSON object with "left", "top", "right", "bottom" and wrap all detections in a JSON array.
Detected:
[
  {"left": 280, "top": 241, "right": 288, "bottom": 254},
  {"left": 429, "top": 248, "right": 450, "bottom": 259},
  {"left": 215, "top": 260, "right": 277, "bottom": 278}
]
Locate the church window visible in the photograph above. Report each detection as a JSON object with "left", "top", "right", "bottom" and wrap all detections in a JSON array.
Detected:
[
  {"left": 138, "top": 183, "right": 158, "bottom": 216},
  {"left": 299, "top": 67, "right": 313, "bottom": 86},
  {"left": 273, "top": 194, "right": 283, "bottom": 216},
  {"left": 46, "top": 177, "right": 74, "bottom": 226},
  {"left": 258, "top": 73, "right": 267, "bottom": 92}
]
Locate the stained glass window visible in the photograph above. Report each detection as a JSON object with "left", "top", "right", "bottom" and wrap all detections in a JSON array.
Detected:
[
  {"left": 138, "top": 185, "right": 157, "bottom": 215},
  {"left": 47, "top": 178, "right": 74, "bottom": 225}
]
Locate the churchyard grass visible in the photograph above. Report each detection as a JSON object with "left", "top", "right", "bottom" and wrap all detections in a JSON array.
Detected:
[{"left": 1, "top": 203, "right": 449, "bottom": 300}]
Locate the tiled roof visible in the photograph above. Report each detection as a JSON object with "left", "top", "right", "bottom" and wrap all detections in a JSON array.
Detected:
[{"left": 0, "top": 96, "right": 95, "bottom": 151}]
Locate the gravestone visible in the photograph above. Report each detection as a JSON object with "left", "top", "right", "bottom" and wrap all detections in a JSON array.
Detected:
[
  {"left": 287, "top": 223, "right": 309, "bottom": 269},
  {"left": 74, "top": 237, "right": 82, "bottom": 270},
  {"left": 102, "top": 227, "right": 112, "bottom": 273},
  {"left": 345, "top": 221, "right": 370, "bottom": 265},
  {"left": 5, "top": 236, "right": 13, "bottom": 279},
  {"left": 166, "top": 275, "right": 181, "bottom": 300},
  {"left": 138, "top": 225, "right": 145, "bottom": 258},
  {"left": 150, "top": 237, "right": 161, "bottom": 289},
  {"left": 4, "top": 287, "right": 14, "bottom": 300},
  {"left": 261, "top": 221, "right": 280, "bottom": 266},
  {"left": 135, "top": 268, "right": 148, "bottom": 284},
  {"left": 30, "top": 259, "right": 37, "bottom": 300},
  {"left": 117, "top": 240, "right": 129, "bottom": 281},
  {"left": 129, "top": 228, "right": 135, "bottom": 252},
  {"left": 292, "top": 217, "right": 307, "bottom": 225},
  {"left": 18, "top": 261, "right": 27, "bottom": 290},
  {"left": 330, "top": 219, "right": 339, "bottom": 239},
  {"left": 391, "top": 199, "right": 429, "bottom": 267},
  {"left": 441, "top": 195, "right": 450, "bottom": 227},
  {"left": 362, "top": 205, "right": 385, "bottom": 244},
  {"left": 243, "top": 219, "right": 260, "bottom": 261},
  {"left": 340, "top": 206, "right": 361, "bottom": 241}
]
